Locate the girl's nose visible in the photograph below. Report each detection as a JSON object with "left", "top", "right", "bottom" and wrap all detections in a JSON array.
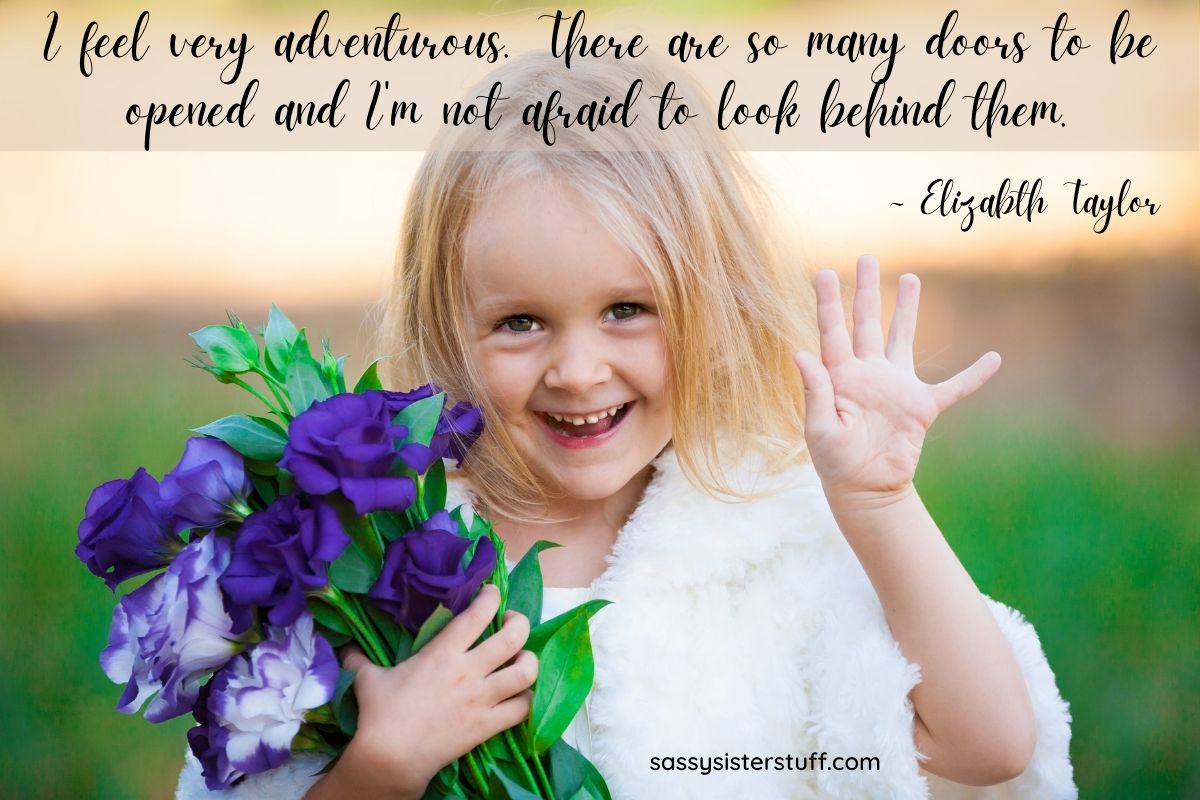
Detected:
[{"left": 544, "top": 335, "right": 613, "bottom": 394}]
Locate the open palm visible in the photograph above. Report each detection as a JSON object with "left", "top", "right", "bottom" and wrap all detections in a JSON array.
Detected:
[{"left": 792, "top": 256, "right": 1001, "bottom": 499}]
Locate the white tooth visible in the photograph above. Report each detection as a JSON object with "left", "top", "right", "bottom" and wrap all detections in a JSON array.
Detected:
[
  {"left": 570, "top": 416, "right": 586, "bottom": 425},
  {"left": 585, "top": 414, "right": 601, "bottom": 423},
  {"left": 548, "top": 413, "right": 564, "bottom": 422}
]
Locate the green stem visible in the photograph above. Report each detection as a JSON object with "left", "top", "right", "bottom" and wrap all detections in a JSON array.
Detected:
[
  {"left": 229, "top": 376, "right": 286, "bottom": 419},
  {"left": 503, "top": 729, "right": 548, "bottom": 798},
  {"left": 414, "top": 473, "right": 428, "bottom": 522},
  {"left": 325, "top": 586, "right": 390, "bottom": 666},
  {"left": 364, "top": 515, "right": 386, "bottom": 558},
  {"left": 253, "top": 367, "right": 294, "bottom": 419},
  {"left": 350, "top": 593, "right": 393, "bottom": 664},
  {"left": 528, "top": 735, "right": 554, "bottom": 798},
  {"left": 493, "top": 535, "right": 509, "bottom": 620},
  {"left": 463, "top": 750, "right": 489, "bottom": 795}
]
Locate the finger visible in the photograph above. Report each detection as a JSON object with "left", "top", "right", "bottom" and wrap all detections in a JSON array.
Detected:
[
  {"left": 814, "top": 269, "right": 854, "bottom": 368},
  {"left": 792, "top": 350, "right": 838, "bottom": 433},
  {"left": 852, "top": 255, "right": 885, "bottom": 358},
  {"left": 486, "top": 649, "right": 539, "bottom": 703},
  {"left": 490, "top": 689, "right": 534, "bottom": 734},
  {"left": 470, "top": 609, "right": 530, "bottom": 672},
  {"left": 885, "top": 273, "right": 921, "bottom": 370},
  {"left": 436, "top": 583, "right": 501, "bottom": 653},
  {"left": 341, "top": 644, "right": 377, "bottom": 676},
  {"left": 931, "top": 351, "right": 1002, "bottom": 414}
]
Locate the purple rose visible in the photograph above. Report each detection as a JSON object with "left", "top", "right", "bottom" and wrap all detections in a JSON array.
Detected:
[
  {"left": 100, "top": 534, "right": 251, "bottom": 723},
  {"left": 76, "top": 467, "right": 182, "bottom": 590},
  {"left": 280, "top": 392, "right": 416, "bottom": 515},
  {"left": 381, "top": 385, "right": 484, "bottom": 470},
  {"left": 188, "top": 613, "right": 338, "bottom": 790},
  {"left": 369, "top": 510, "right": 496, "bottom": 632},
  {"left": 220, "top": 495, "right": 350, "bottom": 626},
  {"left": 160, "top": 438, "right": 253, "bottom": 534}
]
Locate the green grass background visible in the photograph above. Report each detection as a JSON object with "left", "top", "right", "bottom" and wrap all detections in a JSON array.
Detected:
[{"left": 1, "top": 309, "right": 1196, "bottom": 798}]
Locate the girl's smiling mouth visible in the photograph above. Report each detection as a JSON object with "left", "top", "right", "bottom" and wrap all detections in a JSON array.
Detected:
[{"left": 536, "top": 401, "right": 635, "bottom": 448}]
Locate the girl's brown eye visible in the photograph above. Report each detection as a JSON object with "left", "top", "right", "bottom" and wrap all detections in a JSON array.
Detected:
[
  {"left": 610, "top": 303, "right": 641, "bottom": 321},
  {"left": 499, "top": 316, "right": 537, "bottom": 333}
]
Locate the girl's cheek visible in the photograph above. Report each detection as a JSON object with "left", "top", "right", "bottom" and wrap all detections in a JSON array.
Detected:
[{"left": 478, "top": 350, "right": 538, "bottom": 408}]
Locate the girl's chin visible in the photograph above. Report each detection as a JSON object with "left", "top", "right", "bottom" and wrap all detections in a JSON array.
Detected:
[{"left": 540, "top": 465, "right": 621, "bottom": 494}]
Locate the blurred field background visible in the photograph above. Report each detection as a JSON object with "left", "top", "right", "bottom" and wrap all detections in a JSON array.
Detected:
[{"left": 2, "top": 0, "right": 1199, "bottom": 798}]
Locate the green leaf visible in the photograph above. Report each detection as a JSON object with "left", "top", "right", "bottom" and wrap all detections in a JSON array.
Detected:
[
  {"left": 422, "top": 762, "right": 464, "bottom": 800},
  {"left": 329, "top": 539, "right": 378, "bottom": 594},
  {"left": 353, "top": 360, "right": 383, "bottom": 393},
  {"left": 335, "top": 355, "right": 348, "bottom": 393},
  {"left": 308, "top": 597, "right": 352, "bottom": 637},
  {"left": 547, "top": 739, "right": 612, "bottom": 800},
  {"left": 323, "top": 629, "right": 351, "bottom": 648},
  {"left": 526, "top": 599, "right": 611, "bottom": 655},
  {"left": 286, "top": 330, "right": 333, "bottom": 413},
  {"left": 190, "top": 323, "right": 260, "bottom": 373},
  {"left": 486, "top": 764, "right": 542, "bottom": 799},
  {"left": 193, "top": 415, "right": 288, "bottom": 462},
  {"left": 507, "top": 541, "right": 561, "bottom": 627},
  {"left": 466, "top": 513, "right": 492, "bottom": 542},
  {"left": 373, "top": 511, "right": 407, "bottom": 544},
  {"left": 449, "top": 506, "right": 468, "bottom": 535},
  {"left": 529, "top": 611, "right": 595, "bottom": 756},
  {"left": 412, "top": 604, "right": 454, "bottom": 653},
  {"left": 244, "top": 457, "right": 280, "bottom": 478},
  {"left": 393, "top": 391, "right": 445, "bottom": 448},
  {"left": 263, "top": 305, "right": 300, "bottom": 381},
  {"left": 249, "top": 474, "right": 278, "bottom": 505},
  {"left": 332, "top": 669, "right": 358, "bottom": 737},
  {"left": 422, "top": 458, "right": 448, "bottom": 517}
]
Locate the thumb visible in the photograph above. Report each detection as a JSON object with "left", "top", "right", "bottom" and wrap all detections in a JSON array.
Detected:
[
  {"left": 792, "top": 349, "right": 837, "bottom": 433},
  {"left": 341, "top": 644, "right": 374, "bottom": 675}
]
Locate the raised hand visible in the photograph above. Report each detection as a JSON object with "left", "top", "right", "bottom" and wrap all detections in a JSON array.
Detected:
[{"left": 792, "top": 255, "right": 1001, "bottom": 503}]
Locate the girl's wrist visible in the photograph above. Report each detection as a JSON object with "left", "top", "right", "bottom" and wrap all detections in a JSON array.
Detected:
[
  {"left": 823, "top": 480, "right": 919, "bottom": 524},
  {"left": 311, "top": 734, "right": 430, "bottom": 800}
]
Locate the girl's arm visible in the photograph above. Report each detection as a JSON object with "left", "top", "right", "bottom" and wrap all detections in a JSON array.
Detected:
[
  {"left": 826, "top": 486, "right": 1036, "bottom": 785},
  {"left": 792, "top": 256, "right": 1035, "bottom": 785}
]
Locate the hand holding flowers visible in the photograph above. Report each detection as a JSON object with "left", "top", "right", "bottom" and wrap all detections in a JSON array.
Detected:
[{"left": 315, "top": 586, "right": 539, "bottom": 800}]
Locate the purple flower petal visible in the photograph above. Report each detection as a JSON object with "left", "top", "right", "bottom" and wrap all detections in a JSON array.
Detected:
[
  {"left": 160, "top": 439, "right": 252, "bottom": 533},
  {"left": 101, "top": 534, "right": 250, "bottom": 723},
  {"left": 220, "top": 496, "right": 350, "bottom": 627},
  {"left": 339, "top": 475, "right": 415, "bottom": 516},
  {"left": 76, "top": 468, "right": 181, "bottom": 590},
  {"left": 369, "top": 514, "right": 496, "bottom": 632},
  {"left": 190, "top": 614, "right": 337, "bottom": 789}
]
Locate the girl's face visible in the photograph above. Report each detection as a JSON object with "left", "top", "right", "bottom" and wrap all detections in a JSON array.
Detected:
[{"left": 463, "top": 175, "right": 673, "bottom": 505}]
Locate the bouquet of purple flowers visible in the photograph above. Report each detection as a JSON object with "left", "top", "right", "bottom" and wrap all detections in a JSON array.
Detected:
[{"left": 76, "top": 307, "right": 611, "bottom": 799}]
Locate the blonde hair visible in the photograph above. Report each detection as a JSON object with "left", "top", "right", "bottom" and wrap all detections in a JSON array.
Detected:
[{"left": 378, "top": 51, "right": 819, "bottom": 523}]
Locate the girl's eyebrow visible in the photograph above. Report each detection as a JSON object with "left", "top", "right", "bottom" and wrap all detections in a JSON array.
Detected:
[{"left": 471, "top": 282, "right": 653, "bottom": 317}]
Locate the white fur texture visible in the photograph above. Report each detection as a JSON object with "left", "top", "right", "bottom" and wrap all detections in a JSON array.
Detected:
[{"left": 176, "top": 445, "right": 1075, "bottom": 799}]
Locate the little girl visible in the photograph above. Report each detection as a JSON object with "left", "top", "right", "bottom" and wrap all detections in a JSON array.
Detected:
[{"left": 177, "top": 52, "right": 1075, "bottom": 799}]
